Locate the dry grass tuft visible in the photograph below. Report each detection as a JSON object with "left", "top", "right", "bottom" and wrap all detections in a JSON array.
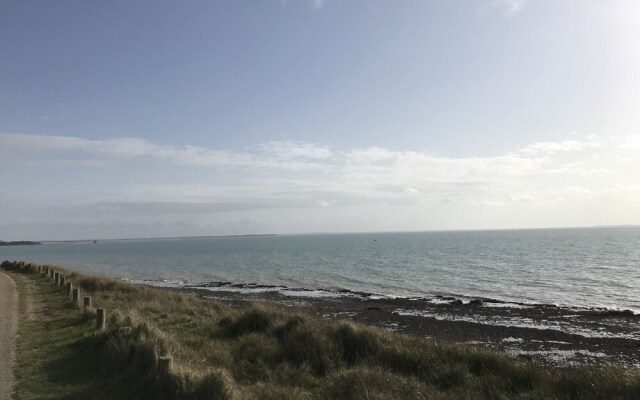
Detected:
[{"left": 3, "top": 259, "right": 640, "bottom": 400}]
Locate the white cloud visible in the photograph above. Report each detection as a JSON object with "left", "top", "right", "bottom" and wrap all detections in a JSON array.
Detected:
[
  {"left": 565, "top": 186, "right": 597, "bottom": 197},
  {"left": 280, "top": 0, "right": 325, "bottom": 9},
  {"left": 0, "top": 133, "right": 328, "bottom": 171},
  {"left": 402, "top": 187, "right": 421, "bottom": 196},
  {"left": 260, "top": 140, "right": 332, "bottom": 160},
  {"left": 519, "top": 139, "right": 601, "bottom": 155},
  {"left": 620, "top": 135, "right": 640, "bottom": 149},
  {"left": 509, "top": 194, "right": 535, "bottom": 202},
  {"left": 346, "top": 147, "right": 396, "bottom": 163},
  {"left": 470, "top": 199, "right": 506, "bottom": 207},
  {"left": 494, "top": 0, "right": 528, "bottom": 16},
  {"left": 2, "top": 131, "right": 640, "bottom": 238}
]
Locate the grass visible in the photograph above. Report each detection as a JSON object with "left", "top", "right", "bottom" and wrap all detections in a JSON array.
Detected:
[
  {"left": 3, "top": 260, "right": 640, "bottom": 400},
  {"left": 6, "top": 264, "right": 111, "bottom": 399}
]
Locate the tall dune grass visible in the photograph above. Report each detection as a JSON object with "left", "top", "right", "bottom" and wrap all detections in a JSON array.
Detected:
[{"left": 3, "top": 260, "right": 639, "bottom": 399}]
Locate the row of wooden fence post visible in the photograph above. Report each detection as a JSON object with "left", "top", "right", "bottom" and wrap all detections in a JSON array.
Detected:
[
  {"left": 43, "top": 266, "right": 101, "bottom": 327},
  {"left": 3, "top": 261, "right": 173, "bottom": 378}
]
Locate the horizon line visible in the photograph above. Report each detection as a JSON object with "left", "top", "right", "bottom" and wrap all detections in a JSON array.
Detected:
[{"left": 12, "top": 224, "right": 639, "bottom": 244}]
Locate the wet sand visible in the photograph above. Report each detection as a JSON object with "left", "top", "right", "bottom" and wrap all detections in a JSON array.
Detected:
[{"left": 177, "top": 286, "right": 640, "bottom": 368}]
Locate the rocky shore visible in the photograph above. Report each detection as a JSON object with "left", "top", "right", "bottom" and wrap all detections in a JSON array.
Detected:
[{"left": 177, "top": 285, "right": 640, "bottom": 368}]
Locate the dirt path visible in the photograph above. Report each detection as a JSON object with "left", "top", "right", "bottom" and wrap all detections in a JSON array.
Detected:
[{"left": 0, "top": 272, "right": 17, "bottom": 400}]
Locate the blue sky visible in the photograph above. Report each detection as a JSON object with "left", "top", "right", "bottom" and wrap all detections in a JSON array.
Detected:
[{"left": 1, "top": 0, "right": 640, "bottom": 240}]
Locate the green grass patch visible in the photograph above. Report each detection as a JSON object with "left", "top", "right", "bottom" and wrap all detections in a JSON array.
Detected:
[
  {"left": 7, "top": 266, "right": 109, "bottom": 399},
  {"left": 3, "top": 260, "right": 640, "bottom": 399}
]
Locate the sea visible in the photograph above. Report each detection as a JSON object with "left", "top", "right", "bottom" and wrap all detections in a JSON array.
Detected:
[{"left": 2, "top": 227, "right": 639, "bottom": 313}]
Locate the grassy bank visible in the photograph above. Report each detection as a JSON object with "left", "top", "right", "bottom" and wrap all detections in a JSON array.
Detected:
[{"left": 2, "top": 260, "right": 639, "bottom": 400}]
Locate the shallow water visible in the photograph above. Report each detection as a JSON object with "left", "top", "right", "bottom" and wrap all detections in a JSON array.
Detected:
[{"left": 2, "top": 227, "right": 639, "bottom": 312}]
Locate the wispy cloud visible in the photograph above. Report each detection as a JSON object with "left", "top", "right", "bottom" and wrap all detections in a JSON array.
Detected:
[
  {"left": 493, "top": 0, "right": 528, "bottom": 17},
  {"left": 279, "top": 0, "right": 325, "bottom": 9},
  {"left": 0, "top": 134, "right": 329, "bottom": 171},
  {"left": 620, "top": 135, "right": 640, "bottom": 150},
  {"left": 2, "top": 132, "right": 639, "bottom": 238},
  {"left": 260, "top": 140, "right": 332, "bottom": 160},
  {"left": 519, "top": 139, "right": 601, "bottom": 155},
  {"left": 0, "top": 133, "right": 633, "bottom": 190}
]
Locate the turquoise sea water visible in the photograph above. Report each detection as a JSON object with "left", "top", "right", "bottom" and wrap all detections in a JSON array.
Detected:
[{"left": 2, "top": 227, "right": 639, "bottom": 312}]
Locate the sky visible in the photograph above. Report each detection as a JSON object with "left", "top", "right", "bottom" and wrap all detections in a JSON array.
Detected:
[{"left": 1, "top": 0, "right": 640, "bottom": 240}]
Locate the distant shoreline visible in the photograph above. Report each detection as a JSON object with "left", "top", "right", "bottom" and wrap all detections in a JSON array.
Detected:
[
  {"left": 14, "top": 224, "right": 640, "bottom": 244},
  {"left": 0, "top": 241, "right": 40, "bottom": 247},
  {"left": 40, "top": 233, "right": 279, "bottom": 245}
]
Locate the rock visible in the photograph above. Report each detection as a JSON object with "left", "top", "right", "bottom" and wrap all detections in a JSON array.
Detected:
[
  {"left": 603, "top": 309, "right": 635, "bottom": 317},
  {"left": 469, "top": 299, "right": 483, "bottom": 306}
]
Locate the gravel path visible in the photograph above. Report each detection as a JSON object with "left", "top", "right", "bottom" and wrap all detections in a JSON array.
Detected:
[{"left": 0, "top": 272, "right": 17, "bottom": 400}]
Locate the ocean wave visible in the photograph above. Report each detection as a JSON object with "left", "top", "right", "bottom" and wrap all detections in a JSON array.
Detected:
[{"left": 132, "top": 278, "right": 639, "bottom": 316}]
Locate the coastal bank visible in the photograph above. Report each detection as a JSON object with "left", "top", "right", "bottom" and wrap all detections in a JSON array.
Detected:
[{"left": 2, "top": 260, "right": 640, "bottom": 400}]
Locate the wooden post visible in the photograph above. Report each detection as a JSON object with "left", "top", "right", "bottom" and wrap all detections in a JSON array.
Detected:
[
  {"left": 67, "top": 282, "right": 73, "bottom": 296},
  {"left": 38, "top": 265, "right": 42, "bottom": 273},
  {"left": 96, "top": 308, "right": 106, "bottom": 330},
  {"left": 83, "top": 296, "right": 92, "bottom": 310},
  {"left": 158, "top": 356, "right": 172, "bottom": 377},
  {"left": 72, "top": 288, "right": 80, "bottom": 304},
  {"left": 49, "top": 269, "right": 53, "bottom": 279},
  {"left": 60, "top": 276, "right": 66, "bottom": 287},
  {"left": 54, "top": 272, "right": 59, "bottom": 285}
]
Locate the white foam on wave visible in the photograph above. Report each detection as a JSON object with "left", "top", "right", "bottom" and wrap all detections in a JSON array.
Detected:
[
  {"left": 394, "top": 309, "right": 640, "bottom": 340},
  {"left": 195, "top": 286, "right": 282, "bottom": 294},
  {"left": 134, "top": 276, "right": 362, "bottom": 298},
  {"left": 280, "top": 289, "right": 354, "bottom": 298},
  {"left": 531, "top": 339, "right": 571, "bottom": 345},
  {"left": 429, "top": 298, "right": 456, "bottom": 305},
  {"left": 187, "top": 285, "right": 354, "bottom": 299},
  {"left": 483, "top": 302, "right": 533, "bottom": 309},
  {"left": 502, "top": 337, "right": 524, "bottom": 343},
  {"left": 322, "top": 311, "right": 358, "bottom": 319},
  {"left": 135, "top": 279, "right": 185, "bottom": 288},
  {"left": 505, "top": 349, "right": 608, "bottom": 364},
  {"left": 133, "top": 279, "right": 638, "bottom": 317}
]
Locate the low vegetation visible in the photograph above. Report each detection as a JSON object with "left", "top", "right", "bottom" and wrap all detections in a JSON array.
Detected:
[{"left": 3, "top": 260, "right": 640, "bottom": 399}]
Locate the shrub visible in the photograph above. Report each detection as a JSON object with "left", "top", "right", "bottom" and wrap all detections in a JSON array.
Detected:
[
  {"left": 78, "top": 276, "right": 134, "bottom": 293},
  {"left": 224, "top": 307, "right": 274, "bottom": 337},
  {"left": 231, "top": 334, "right": 280, "bottom": 382},
  {"left": 194, "top": 368, "right": 238, "bottom": 400},
  {"left": 276, "top": 320, "right": 334, "bottom": 375},
  {"left": 333, "top": 322, "right": 382, "bottom": 364},
  {"left": 323, "top": 367, "right": 432, "bottom": 400}
]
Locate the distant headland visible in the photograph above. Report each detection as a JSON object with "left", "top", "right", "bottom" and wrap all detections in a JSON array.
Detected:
[{"left": 0, "top": 240, "right": 41, "bottom": 246}]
